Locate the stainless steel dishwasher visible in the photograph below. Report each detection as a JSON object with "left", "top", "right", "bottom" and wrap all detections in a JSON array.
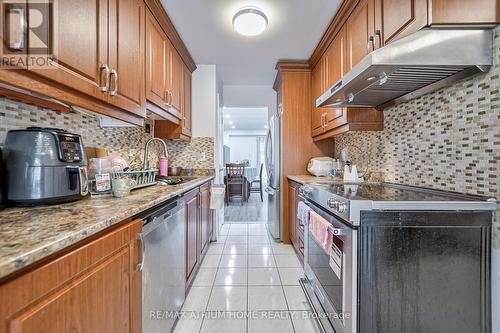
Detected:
[{"left": 140, "top": 197, "right": 185, "bottom": 333}]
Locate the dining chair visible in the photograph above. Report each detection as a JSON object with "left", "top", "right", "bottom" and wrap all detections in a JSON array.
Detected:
[
  {"left": 249, "top": 164, "right": 263, "bottom": 202},
  {"left": 225, "top": 163, "right": 246, "bottom": 205}
]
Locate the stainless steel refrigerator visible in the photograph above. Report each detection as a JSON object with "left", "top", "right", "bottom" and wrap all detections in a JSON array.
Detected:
[{"left": 265, "top": 107, "right": 282, "bottom": 240}]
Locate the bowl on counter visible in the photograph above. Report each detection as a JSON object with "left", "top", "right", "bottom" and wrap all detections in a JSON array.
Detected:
[{"left": 168, "top": 166, "right": 183, "bottom": 176}]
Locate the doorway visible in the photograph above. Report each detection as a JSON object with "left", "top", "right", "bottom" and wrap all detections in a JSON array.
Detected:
[{"left": 222, "top": 107, "right": 269, "bottom": 223}]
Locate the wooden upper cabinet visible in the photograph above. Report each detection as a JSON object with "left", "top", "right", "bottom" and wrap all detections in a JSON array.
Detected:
[
  {"left": 145, "top": 9, "right": 183, "bottom": 121},
  {"left": 346, "top": 0, "right": 375, "bottom": 71},
  {"left": 30, "top": 0, "right": 108, "bottom": 101},
  {"left": 30, "top": 0, "right": 146, "bottom": 117},
  {"left": 0, "top": 219, "right": 142, "bottom": 333},
  {"left": 429, "top": 0, "right": 500, "bottom": 25},
  {"left": 168, "top": 44, "right": 183, "bottom": 115},
  {"left": 146, "top": 10, "right": 169, "bottom": 112},
  {"left": 311, "top": 5, "right": 384, "bottom": 141},
  {"left": 154, "top": 64, "right": 192, "bottom": 141},
  {"left": 311, "top": 59, "right": 325, "bottom": 137},
  {"left": 182, "top": 66, "right": 193, "bottom": 137},
  {"left": 374, "top": 0, "right": 427, "bottom": 45},
  {"left": 324, "top": 26, "right": 346, "bottom": 131},
  {"left": 107, "top": 0, "right": 146, "bottom": 117}
]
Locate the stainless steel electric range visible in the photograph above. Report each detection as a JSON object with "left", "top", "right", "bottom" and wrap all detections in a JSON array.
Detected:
[{"left": 298, "top": 182, "right": 496, "bottom": 333}]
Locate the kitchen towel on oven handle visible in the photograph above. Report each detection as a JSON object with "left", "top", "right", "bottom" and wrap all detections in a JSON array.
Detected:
[
  {"left": 297, "top": 201, "right": 311, "bottom": 226},
  {"left": 309, "top": 210, "right": 333, "bottom": 255}
]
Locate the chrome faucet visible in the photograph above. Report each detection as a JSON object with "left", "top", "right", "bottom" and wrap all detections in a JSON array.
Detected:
[{"left": 143, "top": 138, "right": 169, "bottom": 170}]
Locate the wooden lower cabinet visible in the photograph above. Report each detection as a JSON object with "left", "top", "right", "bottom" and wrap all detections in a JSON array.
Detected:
[
  {"left": 199, "top": 183, "right": 211, "bottom": 254},
  {"left": 0, "top": 219, "right": 142, "bottom": 333},
  {"left": 184, "top": 181, "right": 214, "bottom": 286},
  {"left": 185, "top": 188, "right": 199, "bottom": 284},
  {"left": 288, "top": 180, "right": 304, "bottom": 262}
]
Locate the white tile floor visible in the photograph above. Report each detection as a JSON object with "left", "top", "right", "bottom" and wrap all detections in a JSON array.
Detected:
[{"left": 173, "top": 222, "right": 321, "bottom": 333}]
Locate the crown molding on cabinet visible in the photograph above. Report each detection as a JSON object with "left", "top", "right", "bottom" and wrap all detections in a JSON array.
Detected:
[{"left": 273, "top": 61, "right": 310, "bottom": 91}]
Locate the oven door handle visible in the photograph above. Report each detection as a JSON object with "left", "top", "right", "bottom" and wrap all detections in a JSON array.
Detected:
[{"left": 329, "top": 226, "right": 347, "bottom": 236}]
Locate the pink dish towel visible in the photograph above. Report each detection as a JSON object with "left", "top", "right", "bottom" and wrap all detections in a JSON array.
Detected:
[{"left": 309, "top": 211, "right": 333, "bottom": 255}]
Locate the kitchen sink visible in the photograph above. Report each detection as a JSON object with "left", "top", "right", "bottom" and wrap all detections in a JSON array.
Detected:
[{"left": 155, "top": 176, "right": 197, "bottom": 186}]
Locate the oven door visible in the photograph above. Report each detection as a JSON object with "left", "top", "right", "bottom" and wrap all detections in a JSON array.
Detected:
[{"left": 303, "top": 199, "right": 357, "bottom": 333}]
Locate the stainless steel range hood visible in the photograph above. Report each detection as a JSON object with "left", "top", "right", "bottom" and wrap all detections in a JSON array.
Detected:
[{"left": 316, "top": 29, "right": 493, "bottom": 110}]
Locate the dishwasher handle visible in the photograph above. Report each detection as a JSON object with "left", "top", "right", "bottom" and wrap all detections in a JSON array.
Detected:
[{"left": 137, "top": 233, "right": 145, "bottom": 271}]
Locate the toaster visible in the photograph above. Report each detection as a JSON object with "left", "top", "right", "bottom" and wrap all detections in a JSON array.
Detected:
[
  {"left": 4, "top": 127, "right": 88, "bottom": 205},
  {"left": 307, "top": 157, "right": 335, "bottom": 177}
]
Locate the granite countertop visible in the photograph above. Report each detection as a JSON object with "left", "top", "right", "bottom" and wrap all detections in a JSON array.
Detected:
[
  {"left": 0, "top": 176, "right": 214, "bottom": 280},
  {"left": 288, "top": 175, "right": 345, "bottom": 185}
]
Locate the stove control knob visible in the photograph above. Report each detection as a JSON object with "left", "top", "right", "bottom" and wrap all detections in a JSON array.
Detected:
[
  {"left": 327, "top": 198, "right": 339, "bottom": 210},
  {"left": 301, "top": 185, "right": 312, "bottom": 196},
  {"left": 337, "top": 202, "right": 347, "bottom": 213}
]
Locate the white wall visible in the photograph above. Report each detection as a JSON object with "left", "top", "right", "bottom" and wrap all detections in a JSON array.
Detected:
[
  {"left": 223, "top": 130, "right": 267, "bottom": 144},
  {"left": 223, "top": 85, "right": 277, "bottom": 117},
  {"left": 192, "top": 64, "right": 225, "bottom": 238},
  {"left": 192, "top": 65, "right": 217, "bottom": 137}
]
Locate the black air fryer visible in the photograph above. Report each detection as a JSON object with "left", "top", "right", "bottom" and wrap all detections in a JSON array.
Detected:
[{"left": 4, "top": 127, "right": 89, "bottom": 205}]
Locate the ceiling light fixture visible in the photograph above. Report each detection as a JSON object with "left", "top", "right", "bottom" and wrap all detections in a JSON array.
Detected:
[
  {"left": 232, "top": 126, "right": 236, "bottom": 129},
  {"left": 232, "top": 7, "right": 268, "bottom": 37}
]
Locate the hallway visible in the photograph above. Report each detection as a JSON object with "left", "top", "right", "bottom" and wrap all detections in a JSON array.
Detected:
[
  {"left": 173, "top": 223, "right": 319, "bottom": 333},
  {"left": 224, "top": 194, "right": 268, "bottom": 223}
]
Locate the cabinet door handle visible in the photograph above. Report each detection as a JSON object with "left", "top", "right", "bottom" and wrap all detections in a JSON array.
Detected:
[
  {"left": 367, "top": 36, "right": 375, "bottom": 53},
  {"left": 169, "top": 91, "right": 173, "bottom": 107},
  {"left": 109, "top": 69, "right": 118, "bottom": 96},
  {"left": 137, "top": 233, "right": 145, "bottom": 271},
  {"left": 99, "top": 64, "right": 110, "bottom": 92},
  {"left": 6, "top": 7, "right": 25, "bottom": 51},
  {"left": 375, "top": 30, "right": 382, "bottom": 49},
  {"left": 321, "top": 113, "right": 327, "bottom": 128},
  {"left": 165, "top": 90, "right": 172, "bottom": 106}
]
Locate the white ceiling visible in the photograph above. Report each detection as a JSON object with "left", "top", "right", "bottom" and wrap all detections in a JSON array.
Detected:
[
  {"left": 160, "top": 0, "right": 342, "bottom": 85},
  {"left": 223, "top": 107, "right": 268, "bottom": 131}
]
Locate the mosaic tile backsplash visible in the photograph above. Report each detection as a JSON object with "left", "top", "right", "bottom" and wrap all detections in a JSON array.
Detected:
[
  {"left": 334, "top": 26, "right": 500, "bottom": 248},
  {"left": 0, "top": 101, "right": 215, "bottom": 171}
]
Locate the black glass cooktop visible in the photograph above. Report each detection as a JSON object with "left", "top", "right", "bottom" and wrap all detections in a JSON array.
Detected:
[{"left": 314, "top": 183, "right": 490, "bottom": 202}]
